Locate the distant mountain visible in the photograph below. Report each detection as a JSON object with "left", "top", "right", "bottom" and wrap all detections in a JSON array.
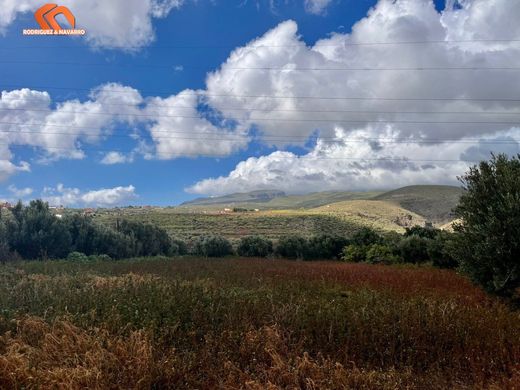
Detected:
[
  {"left": 375, "top": 185, "right": 463, "bottom": 223},
  {"left": 180, "top": 190, "right": 381, "bottom": 209},
  {"left": 181, "top": 190, "right": 287, "bottom": 206}
]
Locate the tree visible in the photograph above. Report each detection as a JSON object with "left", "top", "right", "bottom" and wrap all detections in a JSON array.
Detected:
[
  {"left": 237, "top": 236, "right": 273, "bottom": 257},
  {"left": 341, "top": 245, "right": 367, "bottom": 263},
  {"left": 351, "top": 227, "right": 382, "bottom": 246},
  {"left": 452, "top": 154, "right": 520, "bottom": 297},
  {"left": 7, "top": 200, "right": 71, "bottom": 259},
  {"left": 365, "top": 244, "right": 402, "bottom": 265},
  {"left": 306, "top": 234, "right": 349, "bottom": 260},
  {"left": 193, "top": 235, "right": 233, "bottom": 257},
  {"left": 276, "top": 235, "right": 309, "bottom": 259},
  {"left": 398, "top": 236, "right": 430, "bottom": 264}
]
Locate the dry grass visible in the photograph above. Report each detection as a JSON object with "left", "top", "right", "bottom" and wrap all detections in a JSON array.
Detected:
[{"left": 0, "top": 258, "right": 518, "bottom": 389}]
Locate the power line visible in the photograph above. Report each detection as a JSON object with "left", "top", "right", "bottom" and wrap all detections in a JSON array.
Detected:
[
  {"left": 0, "top": 127, "right": 519, "bottom": 145},
  {"left": 2, "top": 106, "right": 520, "bottom": 118},
  {"left": 2, "top": 84, "right": 519, "bottom": 103},
  {"left": 0, "top": 117, "right": 519, "bottom": 128},
  {"left": 1, "top": 60, "right": 519, "bottom": 71},
  {"left": 2, "top": 141, "right": 480, "bottom": 163},
  {"left": 2, "top": 38, "right": 520, "bottom": 50}
]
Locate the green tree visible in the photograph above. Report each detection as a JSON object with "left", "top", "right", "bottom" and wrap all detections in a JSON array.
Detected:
[
  {"left": 341, "top": 245, "right": 367, "bottom": 262},
  {"left": 276, "top": 235, "right": 309, "bottom": 259},
  {"left": 306, "top": 234, "right": 349, "bottom": 260},
  {"left": 365, "top": 244, "right": 402, "bottom": 265},
  {"left": 7, "top": 200, "right": 71, "bottom": 259},
  {"left": 193, "top": 235, "right": 233, "bottom": 257},
  {"left": 237, "top": 236, "right": 273, "bottom": 257},
  {"left": 452, "top": 154, "right": 520, "bottom": 297}
]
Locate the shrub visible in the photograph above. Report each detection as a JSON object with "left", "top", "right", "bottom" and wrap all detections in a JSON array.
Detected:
[
  {"left": 365, "top": 244, "right": 402, "bottom": 265},
  {"left": 404, "top": 225, "right": 439, "bottom": 239},
  {"left": 452, "top": 154, "right": 520, "bottom": 297},
  {"left": 426, "top": 232, "right": 458, "bottom": 269},
  {"left": 306, "top": 234, "right": 349, "bottom": 260},
  {"left": 341, "top": 245, "right": 367, "bottom": 263},
  {"left": 351, "top": 227, "right": 382, "bottom": 246},
  {"left": 276, "top": 235, "right": 308, "bottom": 259},
  {"left": 398, "top": 236, "right": 430, "bottom": 264},
  {"left": 193, "top": 235, "right": 233, "bottom": 257},
  {"left": 7, "top": 200, "right": 72, "bottom": 259},
  {"left": 117, "top": 220, "right": 176, "bottom": 257},
  {"left": 66, "top": 251, "right": 90, "bottom": 262},
  {"left": 237, "top": 236, "right": 273, "bottom": 257}
]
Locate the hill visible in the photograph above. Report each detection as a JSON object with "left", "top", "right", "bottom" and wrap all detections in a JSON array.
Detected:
[
  {"left": 375, "top": 185, "right": 463, "bottom": 223},
  {"left": 182, "top": 190, "right": 286, "bottom": 206},
  {"left": 311, "top": 200, "right": 426, "bottom": 231},
  {"left": 179, "top": 190, "right": 382, "bottom": 210}
]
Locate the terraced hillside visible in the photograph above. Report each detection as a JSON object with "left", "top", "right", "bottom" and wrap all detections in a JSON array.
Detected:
[
  {"left": 375, "top": 185, "right": 463, "bottom": 223},
  {"left": 311, "top": 200, "right": 426, "bottom": 231}
]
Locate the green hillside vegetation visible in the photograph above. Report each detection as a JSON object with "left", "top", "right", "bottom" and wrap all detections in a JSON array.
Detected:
[
  {"left": 311, "top": 200, "right": 426, "bottom": 232},
  {"left": 94, "top": 209, "right": 366, "bottom": 240},
  {"left": 375, "top": 185, "right": 463, "bottom": 223},
  {"left": 178, "top": 190, "right": 382, "bottom": 211}
]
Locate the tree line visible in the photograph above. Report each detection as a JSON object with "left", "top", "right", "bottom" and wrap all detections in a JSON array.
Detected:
[{"left": 0, "top": 154, "right": 518, "bottom": 300}]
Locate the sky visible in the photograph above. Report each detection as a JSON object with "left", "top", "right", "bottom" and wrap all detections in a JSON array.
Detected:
[{"left": 0, "top": 0, "right": 519, "bottom": 206}]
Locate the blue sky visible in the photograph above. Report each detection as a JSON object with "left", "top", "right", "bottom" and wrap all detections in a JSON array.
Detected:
[{"left": 0, "top": 0, "right": 518, "bottom": 206}]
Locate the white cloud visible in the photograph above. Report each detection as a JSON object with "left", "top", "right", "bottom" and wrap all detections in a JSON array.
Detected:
[
  {"left": 304, "top": 0, "right": 333, "bottom": 15},
  {"left": 42, "top": 184, "right": 137, "bottom": 206},
  {"left": 0, "top": 0, "right": 185, "bottom": 50},
  {"left": 143, "top": 90, "right": 249, "bottom": 159},
  {"left": 8, "top": 185, "right": 33, "bottom": 197},
  {"left": 187, "top": 126, "right": 520, "bottom": 195},
  {"left": 190, "top": 0, "right": 520, "bottom": 194},
  {"left": 100, "top": 151, "right": 133, "bottom": 165}
]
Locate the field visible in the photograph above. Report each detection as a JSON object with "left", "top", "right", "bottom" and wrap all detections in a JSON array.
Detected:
[
  {"left": 0, "top": 257, "right": 518, "bottom": 389},
  {"left": 93, "top": 209, "right": 368, "bottom": 240},
  {"left": 86, "top": 186, "right": 461, "bottom": 240}
]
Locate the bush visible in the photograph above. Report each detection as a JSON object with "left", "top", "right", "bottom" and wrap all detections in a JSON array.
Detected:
[
  {"left": 452, "top": 154, "right": 520, "bottom": 297},
  {"left": 193, "top": 235, "right": 233, "bottom": 257},
  {"left": 404, "top": 225, "right": 439, "bottom": 239},
  {"left": 351, "top": 227, "right": 382, "bottom": 246},
  {"left": 237, "top": 236, "right": 273, "bottom": 257},
  {"left": 117, "top": 220, "right": 176, "bottom": 257},
  {"left": 7, "top": 200, "right": 72, "bottom": 259},
  {"left": 66, "top": 251, "right": 90, "bottom": 262},
  {"left": 365, "top": 244, "right": 402, "bottom": 265},
  {"left": 276, "top": 235, "right": 308, "bottom": 260},
  {"left": 426, "top": 232, "right": 458, "bottom": 269},
  {"left": 341, "top": 245, "right": 367, "bottom": 263},
  {"left": 398, "top": 236, "right": 430, "bottom": 264},
  {"left": 306, "top": 235, "right": 349, "bottom": 260}
]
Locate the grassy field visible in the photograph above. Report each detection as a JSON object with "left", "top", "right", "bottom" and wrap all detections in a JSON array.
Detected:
[
  {"left": 93, "top": 209, "right": 368, "bottom": 240},
  {"left": 92, "top": 203, "right": 424, "bottom": 240},
  {"left": 0, "top": 257, "right": 518, "bottom": 388}
]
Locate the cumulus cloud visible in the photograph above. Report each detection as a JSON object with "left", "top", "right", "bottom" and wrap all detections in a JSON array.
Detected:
[
  {"left": 0, "top": 83, "right": 143, "bottom": 179},
  {"left": 0, "top": 0, "right": 185, "bottom": 50},
  {"left": 187, "top": 126, "right": 520, "bottom": 194},
  {"left": 0, "top": 82, "right": 247, "bottom": 181},
  {"left": 189, "top": 0, "right": 520, "bottom": 194},
  {"left": 304, "top": 0, "right": 334, "bottom": 15},
  {"left": 42, "top": 184, "right": 137, "bottom": 206},
  {"left": 143, "top": 90, "right": 248, "bottom": 159},
  {"left": 100, "top": 152, "right": 134, "bottom": 165},
  {"left": 8, "top": 185, "right": 33, "bottom": 197}
]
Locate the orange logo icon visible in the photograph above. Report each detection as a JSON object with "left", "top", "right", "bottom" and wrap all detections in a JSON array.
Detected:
[
  {"left": 34, "top": 3, "right": 76, "bottom": 30},
  {"left": 23, "top": 4, "right": 85, "bottom": 36}
]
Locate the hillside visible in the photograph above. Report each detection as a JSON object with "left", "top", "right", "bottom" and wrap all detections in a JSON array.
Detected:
[
  {"left": 182, "top": 190, "right": 286, "bottom": 206},
  {"left": 179, "top": 190, "right": 382, "bottom": 210},
  {"left": 375, "top": 185, "right": 463, "bottom": 223},
  {"left": 311, "top": 200, "right": 426, "bottom": 232}
]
